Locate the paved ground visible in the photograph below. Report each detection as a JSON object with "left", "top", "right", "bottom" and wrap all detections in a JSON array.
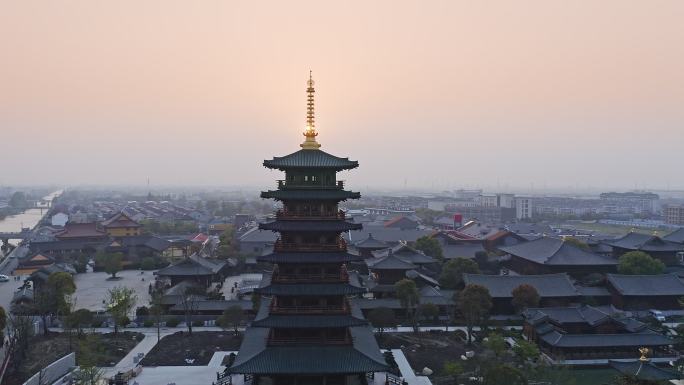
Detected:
[
  {"left": 0, "top": 277, "right": 26, "bottom": 313},
  {"left": 73, "top": 270, "right": 157, "bottom": 311},
  {"left": 222, "top": 273, "right": 262, "bottom": 300}
]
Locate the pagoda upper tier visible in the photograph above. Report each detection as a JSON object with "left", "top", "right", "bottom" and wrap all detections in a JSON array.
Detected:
[{"left": 263, "top": 149, "right": 358, "bottom": 171}]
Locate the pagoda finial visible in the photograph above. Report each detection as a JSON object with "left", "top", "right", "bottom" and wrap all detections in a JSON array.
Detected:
[
  {"left": 301, "top": 71, "right": 321, "bottom": 149},
  {"left": 639, "top": 347, "right": 650, "bottom": 362}
]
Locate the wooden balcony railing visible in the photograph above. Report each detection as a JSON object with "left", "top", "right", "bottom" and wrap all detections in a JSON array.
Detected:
[
  {"left": 267, "top": 335, "right": 351, "bottom": 346},
  {"left": 275, "top": 209, "right": 347, "bottom": 220},
  {"left": 273, "top": 239, "right": 347, "bottom": 253},
  {"left": 276, "top": 180, "right": 345, "bottom": 190},
  {"left": 270, "top": 303, "right": 349, "bottom": 315},
  {"left": 272, "top": 271, "right": 348, "bottom": 283}
]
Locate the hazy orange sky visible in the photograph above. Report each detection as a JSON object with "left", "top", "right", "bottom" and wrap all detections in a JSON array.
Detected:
[{"left": 1, "top": 1, "right": 683, "bottom": 192}]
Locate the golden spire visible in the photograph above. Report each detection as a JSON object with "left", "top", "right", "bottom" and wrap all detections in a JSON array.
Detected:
[
  {"left": 301, "top": 70, "right": 321, "bottom": 150},
  {"left": 639, "top": 347, "right": 650, "bottom": 362}
]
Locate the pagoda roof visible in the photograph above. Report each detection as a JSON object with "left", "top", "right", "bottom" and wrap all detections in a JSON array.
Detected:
[
  {"left": 228, "top": 326, "right": 387, "bottom": 374},
  {"left": 263, "top": 149, "right": 358, "bottom": 171},
  {"left": 609, "top": 360, "right": 679, "bottom": 381},
  {"left": 499, "top": 237, "right": 618, "bottom": 266},
  {"left": 371, "top": 243, "right": 436, "bottom": 265},
  {"left": 257, "top": 251, "right": 365, "bottom": 264},
  {"left": 258, "top": 273, "right": 366, "bottom": 296},
  {"left": 260, "top": 189, "right": 360, "bottom": 201},
  {"left": 463, "top": 273, "right": 579, "bottom": 298},
  {"left": 101, "top": 211, "right": 141, "bottom": 228},
  {"left": 259, "top": 220, "right": 362, "bottom": 233},
  {"left": 156, "top": 255, "right": 226, "bottom": 277}
]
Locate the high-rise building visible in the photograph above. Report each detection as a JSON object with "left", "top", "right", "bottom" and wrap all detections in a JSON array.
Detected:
[
  {"left": 664, "top": 205, "right": 684, "bottom": 225},
  {"left": 221, "top": 74, "right": 388, "bottom": 385}
]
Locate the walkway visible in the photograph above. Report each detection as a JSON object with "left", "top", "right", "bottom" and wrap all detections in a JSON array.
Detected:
[{"left": 389, "top": 349, "right": 432, "bottom": 385}]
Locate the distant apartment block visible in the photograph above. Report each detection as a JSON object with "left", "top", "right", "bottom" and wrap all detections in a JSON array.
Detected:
[
  {"left": 664, "top": 205, "right": 684, "bottom": 225},
  {"left": 516, "top": 197, "right": 533, "bottom": 220}
]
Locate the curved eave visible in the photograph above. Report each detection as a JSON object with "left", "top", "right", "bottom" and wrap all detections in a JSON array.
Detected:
[
  {"left": 257, "top": 283, "right": 366, "bottom": 296},
  {"left": 260, "top": 190, "right": 361, "bottom": 201},
  {"left": 251, "top": 314, "right": 369, "bottom": 328},
  {"left": 262, "top": 149, "right": 359, "bottom": 171},
  {"left": 259, "top": 220, "right": 362, "bottom": 233}
]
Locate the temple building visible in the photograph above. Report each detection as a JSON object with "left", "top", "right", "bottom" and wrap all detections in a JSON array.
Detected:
[{"left": 222, "top": 75, "right": 388, "bottom": 385}]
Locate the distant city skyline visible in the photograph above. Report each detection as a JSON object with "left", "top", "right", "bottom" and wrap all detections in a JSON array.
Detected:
[{"left": 2, "top": 1, "right": 683, "bottom": 189}]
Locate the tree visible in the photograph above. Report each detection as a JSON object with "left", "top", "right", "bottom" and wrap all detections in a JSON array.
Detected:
[
  {"left": 0, "top": 306, "right": 6, "bottom": 343},
  {"left": 47, "top": 271, "right": 76, "bottom": 315},
  {"left": 218, "top": 225, "right": 238, "bottom": 258},
  {"left": 149, "top": 290, "right": 164, "bottom": 343},
  {"left": 414, "top": 236, "right": 443, "bottom": 259},
  {"left": 511, "top": 284, "right": 540, "bottom": 313},
  {"left": 513, "top": 339, "right": 540, "bottom": 367},
  {"left": 8, "top": 191, "right": 28, "bottom": 209},
  {"left": 75, "top": 335, "right": 104, "bottom": 385},
  {"left": 618, "top": 251, "right": 665, "bottom": 275},
  {"left": 395, "top": 279, "right": 419, "bottom": 329},
  {"left": 439, "top": 258, "right": 479, "bottom": 289},
  {"left": 458, "top": 284, "right": 492, "bottom": 345},
  {"left": 66, "top": 309, "right": 93, "bottom": 337},
  {"left": 95, "top": 252, "right": 124, "bottom": 279},
  {"left": 217, "top": 305, "right": 244, "bottom": 336},
  {"left": 483, "top": 364, "right": 527, "bottom": 385},
  {"left": 106, "top": 286, "right": 137, "bottom": 334},
  {"left": 251, "top": 293, "right": 261, "bottom": 312},
  {"left": 367, "top": 307, "right": 397, "bottom": 334},
  {"left": 179, "top": 288, "right": 201, "bottom": 335},
  {"left": 443, "top": 361, "right": 464, "bottom": 385},
  {"left": 484, "top": 332, "right": 507, "bottom": 358},
  {"left": 563, "top": 237, "right": 590, "bottom": 251},
  {"left": 418, "top": 303, "right": 439, "bottom": 324}
]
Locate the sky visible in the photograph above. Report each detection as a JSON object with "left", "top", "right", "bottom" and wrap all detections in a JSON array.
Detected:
[{"left": 1, "top": 1, "right": 683, "bottom": 192}]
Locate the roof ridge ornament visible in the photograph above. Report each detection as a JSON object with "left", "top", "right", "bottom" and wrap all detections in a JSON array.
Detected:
[{"left": 301, "top": 70, "right": 321, "bottom": 150}]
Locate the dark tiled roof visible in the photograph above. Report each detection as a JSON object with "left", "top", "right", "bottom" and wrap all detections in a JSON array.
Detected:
[
  {"left": 462, "top": 273, "right": 579, "bottom": 298},
  {"left": 500, "top": 237, "right": 617, "bottom": 266},
  {"left": 169, "top": 299, "right": 251, "bottom": 312},
  {"left": 263, "top": 149, "right": 359, "bottom": 171},
  {"left": 442, "top": 243, "right": 486, "bottom": 259},
  {"left": 29, "top": 239, "right": 105, "bottom": 253},
  {"left": 606, "top": 232, "right": 684, "bottom": 252},
  {"left": 55, "top": 223, "right": 107, "bottom": 239},
  {"left": 101, "top": 212, "right": 140, "bottom": 228},
  {"left": 366, "top": 253, "right": 417, "bottom": 270},
  {"left": 257, "top": 251, "right": 365, "bottom": 264},
  {"left": 119, "top": 235, "right": 170, "bottom": 251},
  {"left": 352, "top": 298, "right": 403, "bottom": 309},
  {"left": 156, "top": 256, "right": 226, "bottom": 277},
  {"left": 371, "top": 243, "right": 436, "bottom": 265},
  {"left": 606, "top": 273, "right": 684, "bottom": 296},
  {"left": 354, "top": 233, "right": 389, "bottom": 249},
  {"left": 260, "top": 190, "right": 361, "bottom": 201},
  {"left": 259, "top": 220, "right": 362, "bottom": 232},
  {"left": 539, "top": 330, "right": 671, "bottom": 348},
  {"left": 664, "top": 228, "right": 684, "bottom": 244},
  {"left": 609, "top": 360, "right": 679, "bottom": 381},
  {"left": 523, "top": 305, "right": 612, "bottom": 326}
]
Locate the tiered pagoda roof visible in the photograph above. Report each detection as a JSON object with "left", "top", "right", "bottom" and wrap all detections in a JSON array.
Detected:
[{"left": 263, "top": 149, "right": 359, "bottom": 171}]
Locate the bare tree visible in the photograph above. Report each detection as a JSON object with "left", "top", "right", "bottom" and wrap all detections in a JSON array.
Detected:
[{"left": 179, "top": 290, "right": 200, "bottom": 336}]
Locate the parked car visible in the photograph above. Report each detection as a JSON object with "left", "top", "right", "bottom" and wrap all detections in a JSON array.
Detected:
[{"left": 0, "top": 274, "right": 10, "bottom": 282}]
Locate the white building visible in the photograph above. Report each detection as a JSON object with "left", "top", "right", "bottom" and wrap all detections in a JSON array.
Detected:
[
  {"left": 50, "top": 212, "right": 69, "bottom": 227},
  {"left": 515, "top": 197, "right": 533, "bottom": 220}
]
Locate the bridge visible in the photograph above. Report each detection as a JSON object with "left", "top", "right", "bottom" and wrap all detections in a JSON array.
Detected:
[{"left": 0, "top": 228, "right": 32, "bottom": 243}]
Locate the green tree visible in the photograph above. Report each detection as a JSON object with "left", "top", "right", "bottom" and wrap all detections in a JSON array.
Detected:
[
  {"left": 439, "top": 258, "right": 480, "bottom": 289},
  {"left": 47, "top": 271, "right": 76, "bottom": 315},
  {"left": 458, "top": 284, "right": 492, "bottom": 345},
  {"left": 511, "top": 284, "right": 540, "bottom": 313},
  {"left": 443, "top": 361, "right": 464, "bottom": 385},
  {"left": 484, "top": 332, "right": 507, "bottom": 358},
  {"left": 66, "top": 309, "right": 93, "bottom": 337},
  {"left": 618, "top": 251, "right": 665, "bottom": 275},
  {"left": 106, "top": 286, "right": 137, "bottom": 334},
  {"left": 483, "top": 364, "right": 527, "bottom": 385},
  {"left": 414, "top": 236, "right": 443, "bottom": 259},
  {"left": 75, "top": 335, "right": 104, "bottom": 385},
  {"left": 513, "top": 339, "right": 540, "bottom": 367},
  {"left": 218, "top": 225, "right": 238, "bottom": 258},
  {"left": 8, "top": 191, "right": 28, "bottom": 209},
  {"left": 251, "top": 293, "right": 261, "bottom": 312},
  {"left": 217, "top": 305, "right": 244, "bottom": 336},
  {"left": 95, "top": 252, "right": 124, "bottom": 279},
  {"left": 395, "top": 279, "right": 419, "bottom": 329},
  {"left": 563, "top": 237, "right": 590, "bottom": 251},
  {"left": 367, "top": 307, "right": 397, "bottom": 334}
]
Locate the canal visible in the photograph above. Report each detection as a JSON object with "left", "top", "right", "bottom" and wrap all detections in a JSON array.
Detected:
[{"left": 0, "top": 189, "right": 63, "bottom": 247}]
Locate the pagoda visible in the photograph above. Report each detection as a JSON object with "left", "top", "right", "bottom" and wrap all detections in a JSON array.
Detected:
[{"left": 221, "top": 74, "right": 388, "bottom": 385}]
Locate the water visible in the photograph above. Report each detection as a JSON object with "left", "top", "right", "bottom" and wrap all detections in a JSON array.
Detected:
[{"left": 0, "top": 189, "right": 63, "bottom": 246}]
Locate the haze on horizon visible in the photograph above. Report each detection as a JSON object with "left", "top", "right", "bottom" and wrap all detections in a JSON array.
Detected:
[{"left": 1, "top": 1, "right": 683, "bottom": 192}]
